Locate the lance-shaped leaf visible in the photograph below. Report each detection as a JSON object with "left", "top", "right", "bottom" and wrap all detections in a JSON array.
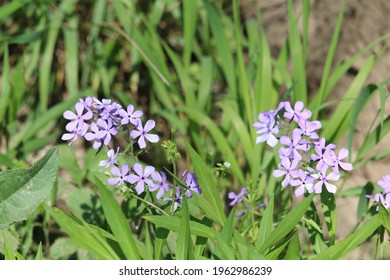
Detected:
[{"left": 0, "top": 147, "right": 58, "bottom": 229}]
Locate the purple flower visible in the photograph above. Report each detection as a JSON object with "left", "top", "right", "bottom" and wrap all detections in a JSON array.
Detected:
[
  {"left": 324, "top": 148, "right": 353, "bottom": 173},
  {"left": 127, "top": 163, "right": 155, "bottom": 195},
  {"left": 366, "top": 193, "right": 390, "bottom": 210},
  {"left": 78, "top": 97, "right": 93, "bottom": 110},
  {"left": 283, "top": 101, "right": 311, "bottom": 124},
  {"left": 182, "top": 170, "right": 202, "bottom": 198},
  {"left": 164, "top": 186, "right": 183, "bottom": 212},
  {"left": 150, "top": 171, "right": 170, "bottom": 200},
  {"left": 84, "top": 122, "right": 103, "bottom": 149},
  {"left": 93, "top": 98, "right": 112, "bottom": 110},
  {"left": 61, "top": 122, "right": 88, "bottom": 145},
  {"left": 95, "top": 119, "right": 118, "bottom": 146},
  {"left": 108, "top": 164, "right": 131, "bottom": 186},
  {"left": 279, "top": 129, "right": 306, "bottom": 161},
  {"left": 290, "top": 169, "right": 315, "bottom": 196},
  {"left": 99, "top": 148, "right": 120, "bottom": 169},
  {"left": 253, "top": 112, "right": 279, "bottom": 147},
  {"left": 297, "top": 120, "right": 322, "bottom": 139},
  {"left": 119, "top": 104, "right": 143, "bottom": 126},
  {"left": 228, "top": 188, "right": 248, "bottom": 206},
  {"left": 311, "top": 138, "right": 336, "bottom": 171},
  {"left": 64, "top": 102, "right": 93, "bottom": 132},
  {"left": 273, "top": 158, "right": 300, "bottom": 187},
  {"left": 378, "top": 175, "right": 390, "bottom": 194},
  {"left": 313, "top": 168, "right": 340, "bottom": 194},
  {"left": 130, "top": 120, "right": 159, "bottom": 149}
]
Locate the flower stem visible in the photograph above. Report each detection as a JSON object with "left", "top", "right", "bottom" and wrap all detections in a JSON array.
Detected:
[{"left": 131, "top": 193, "right": 170, "bottom": 216}]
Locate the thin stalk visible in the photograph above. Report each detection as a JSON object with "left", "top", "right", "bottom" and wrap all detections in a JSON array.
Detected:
[{"left": 131, "top": 193, "right": 170, "bottom": 216}]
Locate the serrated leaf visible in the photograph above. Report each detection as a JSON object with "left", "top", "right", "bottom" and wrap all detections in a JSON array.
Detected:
[{"left": 0, "top": 147, "right": 58, "bottom": 229}]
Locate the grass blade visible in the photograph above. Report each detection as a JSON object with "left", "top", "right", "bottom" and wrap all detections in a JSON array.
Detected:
[
  {"left": 187, "top": 144, "right": 226, "bottom": 225},
  {"left": 259, "top": 193, "right": 315, "bottom": 254},
  {"left": 95, "top": 177, "right": 140, "bottom": 260}
]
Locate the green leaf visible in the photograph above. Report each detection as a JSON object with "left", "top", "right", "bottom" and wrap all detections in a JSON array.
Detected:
[
  {"left": 287, "top": 0, "right": 307, "bottom": 103},
  {"left": 347, "top": 84, "right": 385, "bottom": 157},
  {"left": 379, "top": 204, "right": 390, "bottom": 234},
  {"left": 95, "top": 177, "right": 140, "bottom": 260},
  {"left": 314, "top": 215, "right": 381, "bottom": 260},
  {"left": 35, "top": 242, "right": 44, "bottom": 260},
  {"left": 46, "top": 206, "right": 119, "bottom": 260},
  {"left": 356, "top": 115, "right": 390, "bottom": 163},
  {"left": 187, "top": 144, "right": 226, "bottom": 225},
  {"left": 0, "top": 147, "right": 58, "bottom": 230},
  {"left": 183, "top": 0, "right": 197, "bottom": 69},
  {"left": 283, "top": 231, "right": 300, "bottom": 260},
  {"left": 310, "top": 0, "right": 345, "bottom": 116},
  {"left": 3, "top": 234, "right": 15, "bottom": 260},
  {"left": 213, "top": 211, "right": 234, "bottom": 259},
  {"left": 320, "top": 191, "right": 336, "bottom": 246},
  {"left": 256, "top": 194, "right": 274, "bottom": 250},
  {"left": 49, "top": 237, "right": 78, "bottom": 260},
  {"left": 259, "top": 193, "right": 315, "bottom": 254},
  {"left": 143, "top": 215, "right": 217, "bottom": 240},
  {"left": 176, "top": 199, "right": 192, "bottom": 260}
]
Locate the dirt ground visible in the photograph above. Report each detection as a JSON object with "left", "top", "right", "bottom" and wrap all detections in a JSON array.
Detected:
[{"left": 240, "top": 0, "right": 390, "bottom": 258}]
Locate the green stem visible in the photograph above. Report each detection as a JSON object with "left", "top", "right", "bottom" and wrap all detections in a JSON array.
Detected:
[
  {"left": 131, "top": 193, "right": 170, "bottom": 216},
  {"left": 170, "top": 161, "right": 177, "bottom": 214}
]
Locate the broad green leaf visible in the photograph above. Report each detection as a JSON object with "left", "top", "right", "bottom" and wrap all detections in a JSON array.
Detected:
[
  {"left": 314, "top": 215, "right": 381, "bottom": 260},
  {"left": 95, "top": 177, "right": 140, "bottom": 260},
  {"left": 259, "top": 193, "right": 315, "bottom": 254},
  {"left": 187, "top": 144, "right": 226, "bottom": 225},
  {"left": 0, "top": 147, "right": 58, "bottom": 230}
]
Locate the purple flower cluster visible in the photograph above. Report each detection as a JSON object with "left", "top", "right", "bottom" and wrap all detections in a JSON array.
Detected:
[
  {"left": 253, "top": 101, "right": 353, "bottom": 196},
  {"left": 367, "top": 175, "right": 390, "bottom": 210},
  {"left": 62, "top": 97, "right": 202, "bottom": 212},
  {"left": 62, "top": 97, "right": 159, "bottom": 149}
]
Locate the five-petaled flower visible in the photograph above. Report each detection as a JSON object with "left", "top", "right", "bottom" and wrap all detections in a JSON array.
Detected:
[
  {"left": 127, "top": 163, "right": 155, "bottom": 195},
  {"left": 130, "top": 120, "right": 160, "bottom": 149}
]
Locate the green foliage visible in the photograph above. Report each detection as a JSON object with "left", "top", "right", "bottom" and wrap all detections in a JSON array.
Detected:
[{"left": 0, "top": 147, "right": 58, "bottom": 230}]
